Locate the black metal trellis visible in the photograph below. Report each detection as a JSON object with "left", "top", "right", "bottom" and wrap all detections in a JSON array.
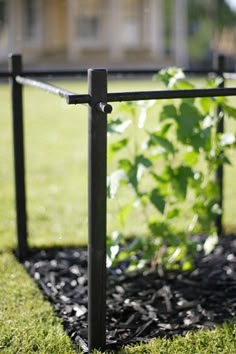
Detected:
[{"left": 1, "top": 53, "right": 236, "bottom": 352}]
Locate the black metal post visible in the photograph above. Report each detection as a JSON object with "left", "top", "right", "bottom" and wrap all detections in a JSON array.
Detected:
[
  {"left": 88, "top": 69, "right": 108, "bottom": 352},
  {"left": 9, "top": 54, "right": 28, "bottom": 259},
  {"left": 215, "top": 54, "right": 225, "bottom": 236}
]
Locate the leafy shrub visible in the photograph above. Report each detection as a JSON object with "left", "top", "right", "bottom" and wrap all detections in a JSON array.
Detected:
[{"left": 107, "top": 68, "right": 236, "bottom": 271}]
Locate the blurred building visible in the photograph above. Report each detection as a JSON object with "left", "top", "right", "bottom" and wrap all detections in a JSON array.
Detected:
[
  {"left": 0, "top": 0, "right": 188, "bottom": 68},
  {"left": 214, "top": 27, "right": 236, "bottom": 59}
]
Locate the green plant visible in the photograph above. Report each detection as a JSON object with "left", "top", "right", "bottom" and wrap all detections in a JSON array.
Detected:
[{"left": 107, "top": 68, "right": 236, "bottom": 271}]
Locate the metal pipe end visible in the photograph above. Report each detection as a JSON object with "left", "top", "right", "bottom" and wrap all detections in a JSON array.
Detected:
[{"left": 96, "top": 102, "right": 113, "bottom": 114}]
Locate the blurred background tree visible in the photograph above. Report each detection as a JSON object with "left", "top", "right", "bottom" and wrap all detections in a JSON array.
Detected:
[{"left": 187, "top": 0, "right": 236, "bottom": 66}]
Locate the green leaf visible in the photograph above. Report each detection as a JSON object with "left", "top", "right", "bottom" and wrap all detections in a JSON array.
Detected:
[
  {"left": 108, "top": 137, "right": 129, "bottom": 163},
  {"left": 111, "top": 230, "right": 123, "bottom": 244},
  {"left": 150, "top": 189, "right": 165, "bottom": 214},
  {"left": 205, "top": 77, "right": 223, "bottom": 88},
  {"left": 136, "top": 155, "right": 152, "bottom": 168},
  {"left": 202, "top": 115, "right": 215, "bottom": 129},
  {"left": 191, "top": 127, "right": 211, "bottom": 151},
  {"left": 118, "top": 202, "right": 133, "bottom": 227},
  {"left": 166, "top": 208, "right": 180, "bottom": 219},
  {"left": 203, "top": 233, "right": 218, "bottom": 255},
  {"left": 215, "top": 96, "right": 226, "bottom": 105},
  {"left": 183, "top": 150, "right": 199, "bottom": 167},
  {"left": 160, "top": 104, "right": 178, "bottom": 121},
  {"left": 204, "top": 181, "right": 219, "bottom": 199},
  {"left": 118, "top": 159, "right": 132, "bottom": 172},
  {"left": 109, "top": 138, "right": 128, "bottom": 153},
  {"left": 167, "top": 245, "right": 187, "bottom": 263},
  {"left": 177, "top": 102, "right": 202, "bottom": 140},
  {"left": 171, "top": 166, "right": 193, "bottom": 199},
  {"left": 140, "top": 193, "right": 149, "bottom": 206},
  {"left": 173, "top": 80, "right": 195, "bottom": 90},
  {"left": 211, "top": 203, "right": 222, "bottom": 216},
  {"left": 157, "top": 67, "right": 185, "bottom": 88},
  {"left": 159, "top": 122, "right": 173, "bottom": 136},
  {"left": 138, "top": 107, "right": 147, "bottom": 128},
  {"left": 107, "top": 117, "right": 131, "bottom": 135},
  {"left": 151, "top": 172, "right": 169, "bottom": 184},
  {"left": 148, "top": 219, "right": 170, "bottom": 237},
  {"left": 107, "top": 231, "right": 123, "bottom": 267},
  {"left": 121, "top": 155, "right": 152, "bottom": 189},
  {"left": 199, "top": 97, "right": 214, "bottom": 114},
  {"left": 119, "top": 101, "right": 137, "bottom": 113},
  {"left": 219, "top": 133, "right": 236, "bottom": 147},
  {"left": 182, "top": 259, "right": 193, "bottom": 271},
  {"left": 128, "top": 170, "right": 138, "bottom": 190},
  {"left": 107, "top": 169, "right": 127, "bottom": 199},
  {"left": 147, "top": 132, "right": 175, "bottom": 154},
  {"left": 118, "top": 159, "right": 138, "bottom": 191},
  {"left": 106, "top": 244, "right": 120, "bottom": 267},
  {"left": 223, "top": 104, "right": 236, "bottom": 119}
]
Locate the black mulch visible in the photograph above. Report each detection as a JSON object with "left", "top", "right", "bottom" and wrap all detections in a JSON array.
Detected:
[{"left": 22, "top": 235, "right": 236, "bottom": 352}]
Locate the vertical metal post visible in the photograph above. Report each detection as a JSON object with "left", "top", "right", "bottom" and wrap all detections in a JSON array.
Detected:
[
  {"left": 215, "top": 54, "right": 225, "bottom": 236},
  {"left": 88, "top": 69, "right": 108, "bottom": 352},
  {"left": 9, "top": 54, "right": 28, "bottom": 259}
]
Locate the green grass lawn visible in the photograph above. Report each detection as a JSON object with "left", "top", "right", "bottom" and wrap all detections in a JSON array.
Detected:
[{"left": 1, "top": 78, "right": 236, "bottom": 353}]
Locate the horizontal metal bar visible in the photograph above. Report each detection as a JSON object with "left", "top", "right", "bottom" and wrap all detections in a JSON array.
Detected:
[
  {"left": 1, "top": 68, "right": 235, "bottom": 79},
  {"left": 67, "top": 87, "right": 236, "bottom": 105},
  {"left": 0, "top": 71, "right": 10, "bottom": 78},
  {"left": 105, "top": 87, "right": 236, "bottom": 103},
  {"left": 11, "top": 75, "right": 236, "bottom": 106},
  {"left": 65, "top": 94, "right": 90, "bottom": 104},
  {"left": 16, "top": 76, "right": 90, "bottom": 104},
  {"left": 107, "top": 68, "right": 222, "bottom": 76},
  {"left": 225, "top": 73, "right": 236, "bottom": 80},
  {"left": 0, "top": 70, "right": 87, "bottom": 78},
  {"left": 18, "top": 69, "right": 87, "bottom": 77},
  {"left": 16, "top": 76, "right": 76, "bottom": 97}
]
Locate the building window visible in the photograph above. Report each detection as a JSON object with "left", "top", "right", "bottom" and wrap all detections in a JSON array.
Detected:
[
  {"left": 76, "top": 0, "right": 103, "bottom": 41},
  {"left": 123, "top": 17, "right": 140, "bottom": 46},
  {"left": 122, "top": 0, "right": 142, "bottom": 47},
  {"left": 0, "top": 0, "right": 8, "bottom": 51},
  {"left": 77, "top": 16, "right": 99, "bottom": 39},
  {"left": 24, "top": 0, "right": 38, "bottom": 39}
]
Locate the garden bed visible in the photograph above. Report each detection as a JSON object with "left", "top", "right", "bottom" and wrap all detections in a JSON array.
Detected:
[{"left": 23, "top": 235, "right": 236, "bottom": 352}]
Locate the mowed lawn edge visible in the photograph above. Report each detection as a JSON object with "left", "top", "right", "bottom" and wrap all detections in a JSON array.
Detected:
[
  {"left": 1, "top": 252, "right": 236, "bottom": 354},
  {"left": 0, "top": 252, "right": 77, "bottom": 354}
]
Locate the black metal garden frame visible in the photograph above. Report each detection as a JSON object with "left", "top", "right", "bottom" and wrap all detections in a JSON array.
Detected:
[{"left": 1, "top": 53, "right": 236, "bottom": 352}]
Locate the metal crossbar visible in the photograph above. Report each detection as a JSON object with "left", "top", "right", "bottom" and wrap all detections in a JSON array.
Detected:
[
  {"left": 16, "top": 76, "right": 90, "bottom": 104},
  {"left": 1, "top": 68, "right": 236, "bottom": 79},
  {"left": 106, "top": 87, "right": 236, "bottom": 102},
  {"left": 15, "top": 76, "right": 236, "bottom": 106},
  {"left": 67, "top": 87, "right": 236, "bottom": 105}
]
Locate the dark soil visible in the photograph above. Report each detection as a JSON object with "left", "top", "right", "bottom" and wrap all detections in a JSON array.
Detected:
[{"left": 23, "top": 235, "right": 236, "bottom": 352}]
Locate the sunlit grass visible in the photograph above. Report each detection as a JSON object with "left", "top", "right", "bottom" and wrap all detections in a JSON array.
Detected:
[
  {"left": 116, "top": 322, "right": 236, "bottom": 354},
  {"left": 0, "top": 252, "right": 77, "bottom": 353}
]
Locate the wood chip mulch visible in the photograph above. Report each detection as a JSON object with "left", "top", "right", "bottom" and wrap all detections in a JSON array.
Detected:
[{"left": 22, "top": 235, "right": 236, "bottom": 352}]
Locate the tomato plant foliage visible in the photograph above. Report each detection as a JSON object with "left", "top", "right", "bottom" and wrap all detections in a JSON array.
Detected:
[{"left": 107, "top": 68, "right": 236, "bottom": 271}]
